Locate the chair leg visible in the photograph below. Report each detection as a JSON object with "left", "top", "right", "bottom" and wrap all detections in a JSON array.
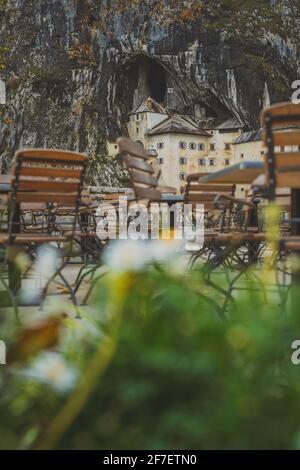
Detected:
[
  {"left": 39, "top": 258, "right": 69, "bottom": 309},
  {"left": 73, "top": 263, "right": 100, "bottom": 294},
  {"left": 57, "top": 270, "right": 81, "bottom": 318},
  {"left": 81, "top": 269, "right": 108, "bottom": 305}
]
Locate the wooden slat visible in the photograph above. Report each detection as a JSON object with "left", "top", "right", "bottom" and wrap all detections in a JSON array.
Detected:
[
  {"left": 124, "top": 155, "right": 154, "bottom": 173},
  {"left": 271, "top": 131, "right": 300, "bottom": 147},
  {"left": 117, "top": 137, "right": 149, "bottom": 160},
  {"left": 276, "top": 173, "right": 300, "bottom": 188},
  {"left": 103, "top": 193, "right": 130, "bottom": 200},
  {"left": 17, "top": 179, "right": 80, "bottom": 192},
  {"left": 273, "top": 152, "right": 300, "bottom": 169},
  {"left": 261, "top": 102, "right": 300, "bottom": 128},
  {"left": 284, "top": 241, "right": 300, "bottom": 251},
  {"left": 133, "top": 185, "right": 161, "bottom": 200},
  {"left": 188, "top": 184, "right": 235, "bottom": 193},
  {"left": 19, "top": 166, "right": 82, "bottom": 179},
  {"left": 130, "top": 169, "right": 158, "bottom": 186},
  {"left": 187, "top": 193, "right": 221, "bottom": 203},
  {"left": 14, "top": 192, "right": 78, "bottom": 204},
  {"left": 273, "top": 121, "right": 300, "bottom": 129},
  {"left": 16, "top": 148, "right": 87, "bottom": 162},
  {"left": 13, "top": 234, "right": 67, "bottom": 243}
]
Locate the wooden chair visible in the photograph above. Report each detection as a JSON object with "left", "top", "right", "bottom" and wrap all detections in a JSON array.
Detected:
[
  {"left": 117, "top": 137, "right": 185, "bottom": 239},
  {"left": 261, "top": 101, "right": 300, "bottom": 252},
  {"left": 4, "top": 148, "right": 88, "bottom": 310},
  {"left": 185, "top": 174, "right": 236, "bottom": 231},
  {"left": 251, "top": 176, "right": 291, "bottom": 235},
  {"left": 117, "top": 137, "right": 164, "bottom": 206},
  {"left": 185, "top": 169, "right": 261, "bottom": 267}
]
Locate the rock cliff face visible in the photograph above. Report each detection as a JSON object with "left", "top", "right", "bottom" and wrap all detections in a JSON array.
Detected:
[{"left": 0, "top": 0, "right": 299, "bottom": 184}]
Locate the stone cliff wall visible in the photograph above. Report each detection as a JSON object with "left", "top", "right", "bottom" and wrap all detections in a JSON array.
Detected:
[{"left": 0, "top": 0, "right": 299, "bottom": 185}]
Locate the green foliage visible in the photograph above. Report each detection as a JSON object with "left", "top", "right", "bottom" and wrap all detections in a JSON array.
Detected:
[
  {"left": 1, "top": 263, "right": 300, "bottom": 449},
  {"left": 58, "top": 271, "right": 300, "bottom": 450},
  {"left": 85, "top": 152, "right": 129, "bottom": 187}
]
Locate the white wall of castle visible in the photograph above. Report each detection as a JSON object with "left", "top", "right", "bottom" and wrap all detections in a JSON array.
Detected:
[
  {"left": 147, "top": 132, "right": 211, "bottom": 190},
  {"left": 111, "top": 109, "right": 267, "bottom": 194},
  {"left": 233, "top": 140, "right": 264, "bottom": 163},
  {"left": 128, "top": 111, "right": 167, "bottom": 146},
  {"left": 107, "top": 141, "right": 120, "bottom": 157},
  {"left": 207, "top": 128, "right": 242, "bottom": 169},
  {"left": 232, "top": 140, "right": 264, "bottom": 197}
]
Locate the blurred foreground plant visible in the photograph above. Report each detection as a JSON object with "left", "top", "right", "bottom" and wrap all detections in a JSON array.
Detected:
[{"left": 0, "top": 240, "right": 300, "bottom": 449}]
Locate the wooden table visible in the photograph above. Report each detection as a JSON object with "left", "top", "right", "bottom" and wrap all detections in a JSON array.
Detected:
[{"left": 198, "top": 161, "right": 263, "bottom": 185}]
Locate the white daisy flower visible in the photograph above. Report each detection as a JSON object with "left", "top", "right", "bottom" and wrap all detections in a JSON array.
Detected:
[
  {"left": 22, "top": 352, "right": 78, "bottom": 393},
  {"left": 103, "top": 239, "right": 183, "bottom": 272}
]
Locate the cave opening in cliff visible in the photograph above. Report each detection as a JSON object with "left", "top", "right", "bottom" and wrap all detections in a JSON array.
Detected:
[
  {"left": 147, "top": 59, "right": 167, "bottom": 103},
  {"left": 126, "top": 55, "right": 168, "bottom": 109}
]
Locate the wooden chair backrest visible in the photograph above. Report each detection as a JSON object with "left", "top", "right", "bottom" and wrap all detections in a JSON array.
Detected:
[
  {"left": 261, "top": 102, "right": 300, "bottom": 198},
  {"left": 185, "top": 173, "right": 236, "bottom": 204},
  {"left": 117, "top": 137, "right": 161, "bottom": 203},
  {"left": 12, "top": 149, "right": 87, "bottom": 206}
]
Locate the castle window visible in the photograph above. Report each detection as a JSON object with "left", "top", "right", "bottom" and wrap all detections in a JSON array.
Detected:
[
  {"left": 224, "top": 158, "right": 230, "bottom": 166},
  {"left": 198, "top": 143, "right": 205, "bottom": 151},
  {"left": 240, "top": 153, "right": 244, "bottom": 159},
  {"left": 136, "top": 114, "right": 140, "bottom": 121},
  {"left": 157, "top": 142, "right": 164, "bottom": 149},
  {"left": 157, "top": 157, "right": 164, "bottom": 165},
  {"left": 260, "top": 151, "right": 264, "bottom": 155},
  {"left": 198, "top": 158, "right": 206, "bottom": 167},
  {"left": 179, "top": 156, "right": 187, "bottom": 165},
  {"left": 179, "top": 172, "right": 187, "bottom": 181},
  {"left": 189, "top": 142, "right": 196, "bottom": 150},
  {"left": 209, "top": 159, "right": 215, "bottom": 166},
  {"left": 210, "top": 143, "right": 215, "bottom": 151},
  {"left": 225, "top": 143, "right": 231, "bottom": 150},
  {"left": 136, "top": 128, "right": 139, "bottom": 134},
  {"left": 179, "top": 141, "right": 187, "bottom": 149}
]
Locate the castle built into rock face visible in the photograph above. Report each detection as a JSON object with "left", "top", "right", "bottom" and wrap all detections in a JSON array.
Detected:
[{"left": 108, "top": 97, "right": 264, "bottom": 194}]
